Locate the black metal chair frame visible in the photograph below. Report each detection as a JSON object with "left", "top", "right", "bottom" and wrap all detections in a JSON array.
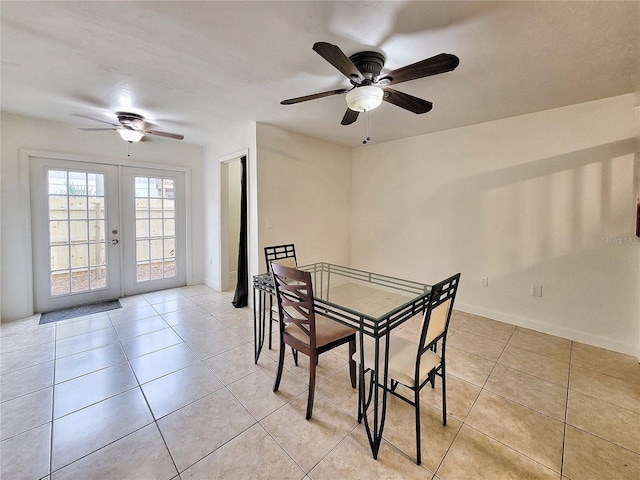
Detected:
[{"left": 358, "top": 272, "right": 461, "bottom": 465}]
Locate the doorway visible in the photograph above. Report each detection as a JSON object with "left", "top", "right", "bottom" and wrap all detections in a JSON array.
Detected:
[
  {"left": 30, "top": 157, "right": 186, "bottom": 312},
  {"left": 220, "top": 157, "right": 242, "bottom": 293}
]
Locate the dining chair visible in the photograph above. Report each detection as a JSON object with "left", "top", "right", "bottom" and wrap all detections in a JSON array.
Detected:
[
  {"left": 355, "top": 272, "right": 460, "bottom": 465},
  {"left": 271, "top": 263, "right": 357, "bottom": 419},
  {"left": 264, "top": 244, "right": 297, "bottom": 350}
]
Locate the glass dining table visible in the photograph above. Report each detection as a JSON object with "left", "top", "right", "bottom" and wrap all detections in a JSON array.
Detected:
[{"left": 252, "top": 262, "right": 432, "bottom": 459}]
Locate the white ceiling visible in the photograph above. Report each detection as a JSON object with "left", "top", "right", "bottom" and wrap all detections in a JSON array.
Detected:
[{"left": 1, "top": 1, "right": 638, "bottom": 148}]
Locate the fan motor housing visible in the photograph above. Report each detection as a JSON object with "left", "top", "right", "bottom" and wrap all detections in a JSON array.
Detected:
[
  {"left": 116, "top": 112, "right": 145, "bottom": 130},
  {"left": 349, "top": 51, "right": 385, "bottom": 84}
]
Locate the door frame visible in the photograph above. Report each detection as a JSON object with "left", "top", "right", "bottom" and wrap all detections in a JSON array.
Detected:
[{"left": 20, "top": 149, "right": 193, "bottom": 313}]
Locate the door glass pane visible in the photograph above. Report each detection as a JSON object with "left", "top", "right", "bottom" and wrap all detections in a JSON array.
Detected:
[
  {"left": 50, "top": 221, "right": 69, "bottom": 243},
  {"left": 69, "top": 196, "right": 88, "bottom": 218},
  {"left": 137, "top": 262, "right": 150, "bottom": 282},
  {"left": 164, "top": 261, "right": 176, "bottom": 278},
  {"left": 88, "top": 197, "right": 105, "bottom": 219},
  {"left": 136, "top": 219, "right": 149, "bottom": 238},
  {"left": 149, "top": 219, "right": 163, "bottom": 237},
  {"left": 136, "top": 240, "right": 149, "bottom": 261},
  {"left": 70, "top": 244, "right": 89, "bottom": 268},
  {"left": 51, "top": 272, "right": 70, "bottom": 295},
  {"left": 68, "top": 172, "right": 87, "bottom": 195},
  {"left": 89, "top": 243, "right": 106, "bottom": 267},
  {"left": 50, "top": 246, "right": 69, "bottom": 270},
  {"left": 71, "top": 268, "right": 89, "bottom": 293},
  {"left": 134, "top": 176, "right": 176, "bottom": 282},
  {"left": 90, "top": 266, "right": 107, "bottom": 290},
  {"left": 47, "top": 169, "right": 108, "bottom": 296},
  {"left": 163, "top": 199, "right": 175, "bottom": 218},
  {"left": 48, "top": 171, "right": 67, "bottom": 195},
  {"left": 88, "top": 220, "right": 105, "bottom": 242},
  {"left": 164, "top": 238, "right": 175, "bottom": 259},
  {"left": 49, "top": 196, "right": 68, "bottom": 219},
  {"left": 69, "top": 221, "right": 89, "bottom": 243},
  {"left": 135, "top": 198, "right": 148, "bottom": 218}
]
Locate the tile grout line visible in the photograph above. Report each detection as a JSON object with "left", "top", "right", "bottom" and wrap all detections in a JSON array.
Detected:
[
  {"left": 48, "top": 316, "right": 58, "bottom": 478},
  {"left": 560, "top": 340, "right": 574, "bottom": 479},
  {"left": 432, "top": 320, "right": 517, "bottom": 478}
]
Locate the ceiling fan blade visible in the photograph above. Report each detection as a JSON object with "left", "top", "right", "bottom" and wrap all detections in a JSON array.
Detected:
[
  {"left": 379, "top": 53, "right": 459, "bottom": 85},
  {"left": 78, "top": 127, "right": 117, "bottom": 131},
  {"left": 280, "top": 88, "right": 349, "bottom": 105},
  {"left": 382, "top": 88, "right": 433, "bottom": 114},
  {"left": 144, "top": 129, "right": 184, "bottom": 140},
  {"left": 340, "top": 109, "right": 359, "bottom": 126},
  {"left": 313, "top": 42, "right": 364, "bottom": 83},
  {"left": 72, "top": 114, "right": 119, "bottom": 127}
]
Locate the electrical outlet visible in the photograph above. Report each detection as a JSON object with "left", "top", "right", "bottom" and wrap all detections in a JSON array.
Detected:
[
  {"left": 479, "top": 277, "right": 488, "bottom": 288},
  {"left": 531, "top": 284, "right": 542, "bottom": 297}
]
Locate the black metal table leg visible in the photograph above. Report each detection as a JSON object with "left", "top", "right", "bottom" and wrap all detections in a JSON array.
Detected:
[
  {"left": 253, "top": 287, "right": 266, "bottom": 364},
  {"left": 360, "top": 329, "right": 391, "bottom": 459}
]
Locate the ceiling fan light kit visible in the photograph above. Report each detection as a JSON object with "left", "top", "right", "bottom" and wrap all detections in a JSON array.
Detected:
[
  {"left": 117, "top": 128, "right": 144, "bottom": 143},
  {"left": 346, "top": 85, "right": 383, "bottom": 112}
]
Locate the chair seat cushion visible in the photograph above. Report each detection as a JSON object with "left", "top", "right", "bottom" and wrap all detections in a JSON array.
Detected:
[
  {"left": 355, "top": 334, "right": 441, "bottom": 388},
  {"left": 285, "top": 314, "right": 356, "bottom": 348}
]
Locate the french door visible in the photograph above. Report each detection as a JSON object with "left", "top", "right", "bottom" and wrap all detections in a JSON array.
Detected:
[
  {"left": 120, "top": 166, "right": 186, "bottom": 296},
  {"left": 30, "top": 157, "right": 186, "bottom": 312}
]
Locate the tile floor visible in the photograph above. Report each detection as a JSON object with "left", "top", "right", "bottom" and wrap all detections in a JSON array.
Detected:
[{"left": 1, "top": 284, "right": 639, "bottom": 479}]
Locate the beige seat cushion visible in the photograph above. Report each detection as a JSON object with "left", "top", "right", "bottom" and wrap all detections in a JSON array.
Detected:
[
  {"left": 284, "top": 314, "right": 356, "bottom": 348},
  {"left": 355, "top": 334, "right": 441, "bottom": 388}
]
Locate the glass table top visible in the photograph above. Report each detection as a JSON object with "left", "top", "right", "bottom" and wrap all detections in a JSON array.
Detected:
[{"left": 254, "top": 262, "right": 431, "bottom": 332}]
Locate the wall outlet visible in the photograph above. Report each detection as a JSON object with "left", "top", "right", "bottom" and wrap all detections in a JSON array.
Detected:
[
  {"left": 479, "top": 277, "right": 489, "bottom": 288},
  {"left": 531, "top": 284, "right": 542, "bottom": 297}
]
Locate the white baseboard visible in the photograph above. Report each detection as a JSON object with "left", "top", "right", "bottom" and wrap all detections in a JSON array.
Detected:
[{"left": 455, "top": 302, "right": 639, "bottom": 359}]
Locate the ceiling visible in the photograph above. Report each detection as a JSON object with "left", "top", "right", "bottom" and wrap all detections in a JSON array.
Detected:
[{"left": 1, "top": 1, "right": 638, "bottom": 148}]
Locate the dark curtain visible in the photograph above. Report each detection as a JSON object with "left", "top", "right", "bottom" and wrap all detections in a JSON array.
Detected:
[{"left": 232, "top": 155, "right": 248, "bottom": 307}]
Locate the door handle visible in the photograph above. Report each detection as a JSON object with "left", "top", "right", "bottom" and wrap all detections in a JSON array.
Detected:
[{"left": 110, "top": 239, "right": 119, "bottom": 245}]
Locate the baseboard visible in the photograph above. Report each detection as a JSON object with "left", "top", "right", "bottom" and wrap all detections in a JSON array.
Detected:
[
  {"left": 203, "top": 276, "right": 220, "bottom": 292},
  {"left": 455, "top": 302, "right": 639, "bottom": 359}
]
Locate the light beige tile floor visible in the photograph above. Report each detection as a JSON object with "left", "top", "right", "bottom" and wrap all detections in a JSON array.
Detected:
[{"left": 1, "top": 285, "right": 639, "bottom": 479}]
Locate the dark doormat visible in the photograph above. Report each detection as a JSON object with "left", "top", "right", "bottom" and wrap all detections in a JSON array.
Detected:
[{"left": 39, "top": 299, "right": 122, "bottom": 324}]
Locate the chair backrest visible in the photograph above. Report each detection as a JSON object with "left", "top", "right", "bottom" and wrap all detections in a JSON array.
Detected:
[
  {"left": 418, "top": 273, "right": 461, "bottom": 356},
  {"left": 271, "top": 263, "right": 316, "bottom": 350},
  {"left": 264, "top": 244, "right": 297, "bottom": 273}
]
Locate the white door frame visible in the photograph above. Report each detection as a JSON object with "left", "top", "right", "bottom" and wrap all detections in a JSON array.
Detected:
[{"left": 20, "top": 149, "right": 193, "bottom": 313}]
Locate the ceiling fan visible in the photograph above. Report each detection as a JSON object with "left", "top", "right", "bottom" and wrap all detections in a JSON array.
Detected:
[
  {"left": 77, "top": 112, "right": 184, "bottom": 142},
  {"left": 281, "top": 42, "right": 460, "bottom": 126}
]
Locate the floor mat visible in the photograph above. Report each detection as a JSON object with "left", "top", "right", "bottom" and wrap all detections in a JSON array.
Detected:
[{"left": 39, "top": 299, "right": 121, "bottom": 324}]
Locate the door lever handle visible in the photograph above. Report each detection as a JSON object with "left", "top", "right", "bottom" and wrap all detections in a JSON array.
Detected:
[{"left": 110, "top": 239, "right": 119, "bottom": 245}]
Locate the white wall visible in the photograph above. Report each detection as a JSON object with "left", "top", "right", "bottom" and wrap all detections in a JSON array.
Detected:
[
  {"left": 256, "top": 124, "right": 352, "bottom": 270},
  {"left": 351, "top": 94, "right": 640, "bottom": 356},
  {"left": 1, "top": 112, "right": 205, "bottom": 321}
]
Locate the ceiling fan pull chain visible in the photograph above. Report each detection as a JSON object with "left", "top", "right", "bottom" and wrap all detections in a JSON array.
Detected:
[
  {"left": 363, "top": 110, "right": 371, "bottom": 145},
  {"left": 127, "top": 141, "right": 132, "bottom": 157}
]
